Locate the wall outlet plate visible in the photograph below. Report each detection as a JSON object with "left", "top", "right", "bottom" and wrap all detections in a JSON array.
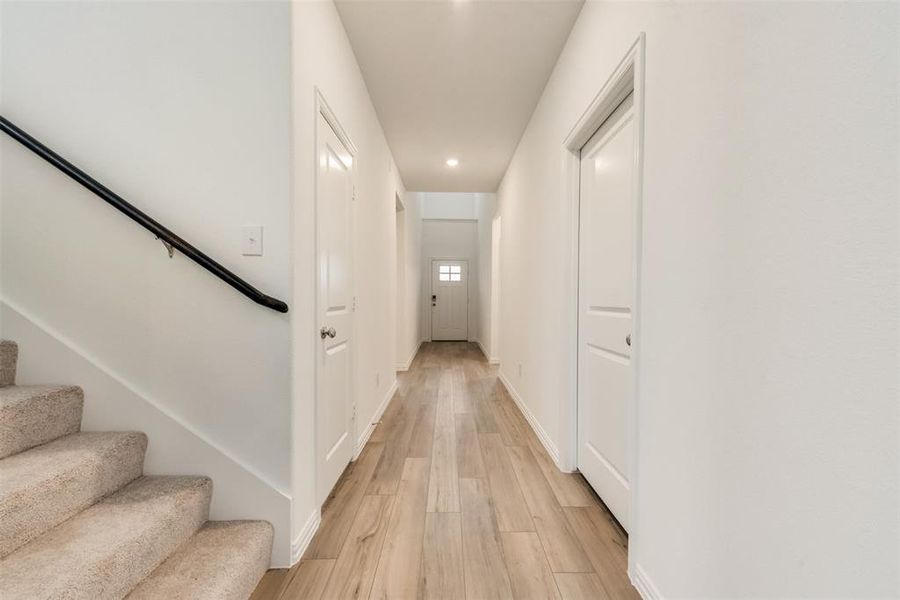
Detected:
[{"left": 242, "top": 225, "right": 263, "bottom": 256}]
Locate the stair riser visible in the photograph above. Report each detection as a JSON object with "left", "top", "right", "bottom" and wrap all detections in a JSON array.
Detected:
[
  {"left": 0, "top": 386, "right": 84, "bottom": 458},
  {"left": 125, "top": 521, "right": 274, "bottom": 600},
  {"left": 0, "top": 341, "right": 17, "bottom": 387},
  {"left": 0, "top": 432, "right": 148, "bottom": 558}
]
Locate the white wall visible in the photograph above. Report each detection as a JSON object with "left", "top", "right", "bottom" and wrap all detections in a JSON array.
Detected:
[
  {"left": 421, "top": 191, "right": 478, "bottom": 220},
  {"left": 291, "top": 0, "right": 405, "bottom": 563},
  {"left": 0, "top": 0, "right": 293, "bottom": 564},
  {"left": 497, "top": 1, "right": 899, "bottom": 597},
  {"left": 475, "top": 194, "right": 498, "bottom": 360},
  {"left": 397, "top": 193, "right": 423, "bottom": 370},
  {"left": 489, "top": 215, "right": 501, "bottom": 362}
]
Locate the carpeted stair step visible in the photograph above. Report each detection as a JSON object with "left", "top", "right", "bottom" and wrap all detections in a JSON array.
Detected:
[
  {"left": 0, "top": 385, "right": 84, "bottom": 459},
  {"left": 0, "top": 431, "right": 148, "bottom": 558},
  {"left": 126, "top": 520, "right": 273, "bottom": 600},
  {"left": 0, "top": 475, "right": 212, "bottom": 600},
  {"left": 0, "top": 341, "right": 16, "bottom": 387}
]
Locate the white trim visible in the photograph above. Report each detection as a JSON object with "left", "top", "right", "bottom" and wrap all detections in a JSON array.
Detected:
[
  {"left": 354, "top": 377, "right": 397, "bottom": 459},
  {"left": 630, "top": 563, "right": 662, "bottom": 600},
  {"left": 497, "top": 370, "right": 569, "bottom": 473},
  {"left": 291, "top": 509, "right": 322, "bottom": 565},
  {"left": 561, "top": 34, "right": 646, "bottom": 572},
  {"left": 315, "top": 87, "right": 358, "bottom": 156},
  {"left": 474, "top": 339, "right": 499, "bottom": 365},
  {"left": 396, "top": 340, "right": 423, "bottom": 372}
]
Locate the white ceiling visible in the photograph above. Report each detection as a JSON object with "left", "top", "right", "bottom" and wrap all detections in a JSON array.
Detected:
[{"left": 335, "top": 0, "right": 584, "bottom": 192}]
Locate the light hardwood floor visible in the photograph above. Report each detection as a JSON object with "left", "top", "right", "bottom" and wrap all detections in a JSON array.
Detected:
[{"left": 251, "top": 342, "right": 640, "bottom": 600}]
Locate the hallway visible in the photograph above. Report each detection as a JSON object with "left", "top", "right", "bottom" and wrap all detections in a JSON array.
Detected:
[{"left": 252, "top": 342, "right": 639, "bottom": 599}]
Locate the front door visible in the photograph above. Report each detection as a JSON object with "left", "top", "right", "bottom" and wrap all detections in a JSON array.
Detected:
[
  {"left": 431, "top": 260, "right": 468, "bottom": 341},
  {"left": 316, "top": 111, "right": 354, "bottom": 504},
  {"left": 577, "top": 92, "right": 636, "bottom": 529}
]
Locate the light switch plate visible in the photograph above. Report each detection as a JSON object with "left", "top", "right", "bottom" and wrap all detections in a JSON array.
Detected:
[{"left": 242, "top": 225, "right": 263, "bottom": 256}]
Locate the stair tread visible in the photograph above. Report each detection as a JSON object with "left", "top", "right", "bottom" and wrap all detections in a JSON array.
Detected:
[
  {"left": 0, "top": 384, "right": 84, "bottom": 459},
  {"left": 0, "top": 475, "right": 212, "bottom": 600},
  {"left": 126, "top": 520, "right": 274, "bottom": 600},
  {"left": 0, "top": 431, "right": 148, "bottom": 557}
]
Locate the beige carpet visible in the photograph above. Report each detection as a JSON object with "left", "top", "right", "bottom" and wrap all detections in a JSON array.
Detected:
[{"left": 0, "top": 340, "right": 272, "bottom": 599}]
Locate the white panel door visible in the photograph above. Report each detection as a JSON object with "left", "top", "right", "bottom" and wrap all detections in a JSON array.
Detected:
[
  {"left": 431, "top": 260, "right": 468, "bottom": 341},
  {"left": 316, "top": 111, "right": 354, "bottom": 504},
  {"left": 577, "top": 93, "right": 635, "bottom": 529}
]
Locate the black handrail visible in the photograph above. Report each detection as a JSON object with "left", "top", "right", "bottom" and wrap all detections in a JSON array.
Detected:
[{"left": 0, "top": 115, "right": 288, "bottom": 313}]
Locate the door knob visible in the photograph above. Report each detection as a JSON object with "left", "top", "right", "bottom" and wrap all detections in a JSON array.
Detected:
[
  {"left": 320, "top": 327, "right": 336, "bottom": 339},
  {"left": 626, "top": 334, "right": 632, "bottom": 346}
]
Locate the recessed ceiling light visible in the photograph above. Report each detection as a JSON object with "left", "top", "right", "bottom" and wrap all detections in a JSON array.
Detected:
[{"left": 446, "top": 158, "right": 459, "bottom": 167}]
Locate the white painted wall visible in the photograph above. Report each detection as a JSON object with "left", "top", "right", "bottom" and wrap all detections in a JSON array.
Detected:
[
  {"left": 397, "top": 193, "right": 423, "bottom": 370},
  {"left": 291, "top": 0, "right": 405, "bottom": 562},
  {"left": 0, "top": 0, "right": 293, "bottom": 564},
  {"left": 496, "top": 1, "right": 899, "bottom": 597},
  {"left": 475, "top": 194, "right": 498, "bottom": 361},
  {"left": 489, "top": 215, "right": 502, "bottom": 363},
  {"left": 421, "top": 191, "right": 478, "bottom": 220}
]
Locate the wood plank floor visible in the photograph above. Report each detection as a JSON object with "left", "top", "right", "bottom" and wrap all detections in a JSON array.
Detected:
[{"left": 251, "top": 342, "right": 639, "bottom": 600}]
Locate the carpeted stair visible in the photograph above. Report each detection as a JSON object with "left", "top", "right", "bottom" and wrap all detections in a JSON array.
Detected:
[{"left": 0, "top": 340, "right": 272, "bottom": 599}]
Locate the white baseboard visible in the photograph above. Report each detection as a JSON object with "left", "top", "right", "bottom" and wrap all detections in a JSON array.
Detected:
[
  {"left": 630, "top": 563, "right": 662, "bottom": 599},
  {"left": 1, "top": 299, "right": 292, "bottom": 566},
  {"left": 396, "top": 340, "right": 423, "bottom": 372},
  {"left": 497, "top": 370, "right": 567, "bottom": 472},
  {"left": 354, "top": 378, "right": 398, "bottom": 459},
  {"left": 474, "top": 339, "right": 499, "bottom": 365},
  {"left": 291, "top": 509, "right": 321, "bottom": 565}
]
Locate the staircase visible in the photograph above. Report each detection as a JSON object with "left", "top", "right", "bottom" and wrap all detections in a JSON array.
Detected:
[{"left": 0, "top": 340, "right": 272, "bottom": 599}]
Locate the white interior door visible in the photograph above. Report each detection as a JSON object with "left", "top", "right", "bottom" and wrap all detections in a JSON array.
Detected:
[
  {"left": 577, "top": 92, "right": 635, "bottom": 530},
  {"left": 431, "top": 260, "right": 468, "bottom": 341},
  {"left": 316, "top": 111, "right": 354, "bottom": 504}
]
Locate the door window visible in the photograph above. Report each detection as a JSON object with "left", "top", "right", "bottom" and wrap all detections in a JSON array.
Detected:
[{"left": 439, "top": 264, "right": 462, "bottom": 282}]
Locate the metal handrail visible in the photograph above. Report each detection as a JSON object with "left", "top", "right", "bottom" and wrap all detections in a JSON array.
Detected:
[{"left": 0, "top": 115, "right": 288, "bottom": 313}]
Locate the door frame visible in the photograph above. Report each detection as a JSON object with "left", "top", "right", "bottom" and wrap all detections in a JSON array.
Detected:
[
  {"left": 561, "top": 34, "right": 646, "bottom": 575},
  {"left": 426, "top": 257, "right": 470, "bottom": 342},
  {"left": 313, "top": 88, "right": 358, "bottom": 506}
]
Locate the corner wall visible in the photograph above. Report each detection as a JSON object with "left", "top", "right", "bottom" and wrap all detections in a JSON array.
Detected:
[
  {"left": 397, "top": 193, "right": 423, "bottom": 370},
  {"left": 475, "top": 193, "right": 498, "bottom": 361},
  {"left": 497, "top": 1, "right": 899, "bottom": 596}
]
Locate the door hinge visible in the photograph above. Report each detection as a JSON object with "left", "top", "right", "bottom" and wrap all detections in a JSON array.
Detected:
[
  {"left": 352, "top": 296, "right": 357, "bottom": 311},
  {"left": 352, "top": 186, "right": 357, "bottom": 201}
]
